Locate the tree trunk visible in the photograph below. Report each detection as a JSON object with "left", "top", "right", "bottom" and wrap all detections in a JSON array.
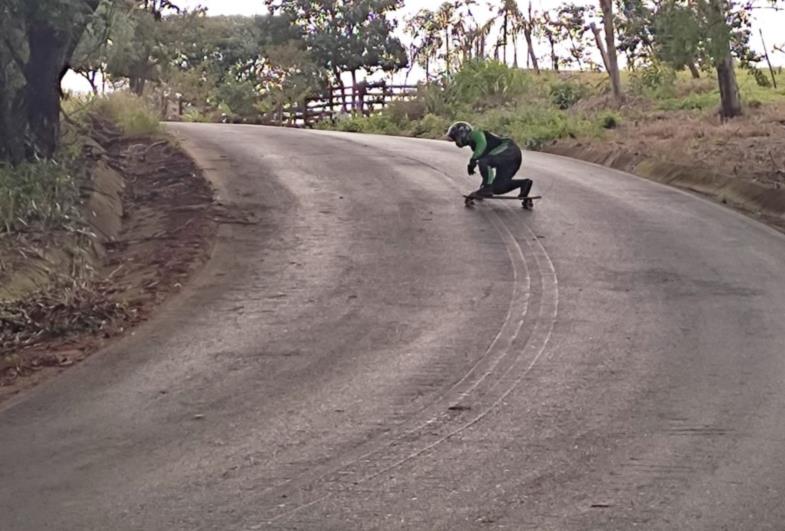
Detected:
[
  {"left": 708, "top": 0, "right": 742, "bottom": 119},
  {"left": 759, "top": 29, "right": 778, "bottom": 89},
  {"left": 24, "top": 25, "right": 74, "bottom": 159},
  {"left": 688, "top": 62, "right": 701, "bottom": 79},
  {"left": 351, "top": 69, "right": 358, "bottom": 114},
  {"left": 0, "top": 1, "right": 100, "bottom": 164},
  {"left": 79, "top": 71, "right": 99, "bottom": 95},
  {"left": 524, "top": 28, "right": 540, "bottom": 73},
  {"left": 599, "top": 0, "right": 622, "bottom": 101},
  {"left": 334, "top": 68, "right": 348, "bottom": 113},
  {"left": 130, "top": 76, "right": 146, "bottom": 96},
  {"left": 502, "top": 12, "right": 508, "bottom": 65},
  {"left": 445, "top": 29, "right": 451, "bottom": 75},
  {"left": 716, "top": 54, "right": 742, "bottom": 119},
  {"left": 548, "top": 37, "right": 559, "bottom": 71},
  {"left": 590, "top": 23, "right": 610, "bottom": 73},
  {"left": 512, "top": 32, "right": 518, "bottom": 68}
]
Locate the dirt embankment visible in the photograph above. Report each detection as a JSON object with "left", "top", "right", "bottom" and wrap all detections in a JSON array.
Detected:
[
  {"left": 546, "top": 103, "right": 785, "bottom": 230},
  {"left": 0, "top": 121, "right": 219, "bottom": 400}
]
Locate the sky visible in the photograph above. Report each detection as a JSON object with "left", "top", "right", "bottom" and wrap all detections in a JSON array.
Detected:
[{"left": 64, "top": 0, "right": 785, "bottom": 92}]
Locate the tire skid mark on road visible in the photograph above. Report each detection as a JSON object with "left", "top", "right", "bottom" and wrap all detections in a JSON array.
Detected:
[
  {"left": 253, "top": 188, "right": 534, "bottom": 524},
  {"left": 255, "top": 141, "right": 559, "bottom": 527}
]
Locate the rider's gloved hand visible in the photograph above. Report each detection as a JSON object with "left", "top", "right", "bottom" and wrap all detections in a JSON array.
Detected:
[{"left": 468, "top": 159, "right": 477, "bottom": 175}]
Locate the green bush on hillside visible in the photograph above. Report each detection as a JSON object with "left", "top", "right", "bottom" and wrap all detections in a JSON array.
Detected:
[
  {"left": 445, "top": 60, "right": 538, "bottom": 110},
  {"left": 550, "top": 81, "right": 588, "bottom": 109}
]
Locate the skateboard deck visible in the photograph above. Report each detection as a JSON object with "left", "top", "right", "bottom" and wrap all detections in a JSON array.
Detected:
[{"left": 463, "top": 194, "right": 542, "bottom": 209}]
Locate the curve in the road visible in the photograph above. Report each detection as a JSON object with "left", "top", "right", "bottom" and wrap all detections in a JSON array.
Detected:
[{"left": 3, "top": 124, "right": 785, "bottom": 531}]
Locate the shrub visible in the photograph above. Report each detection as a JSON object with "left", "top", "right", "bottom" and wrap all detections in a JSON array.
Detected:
[
  {"left": 550, "top": 81, "right": 587, "bottom": 109},
  {"left": 446, "top": 60, "right": 536, "bottom": 110},
  {"left": 476, "top": 106, "right": 596, "bottom": 151},
  {"left": 411, "top": 113, "right": 450, "bottom": 138},
  {"left": 183, "top": 107, "right": 210, "bottom": 123},
  {"left": 387, "top": 98, "right": 428, "bottom": 125},
  {"left": 630, "top": 63, "right": 677, "bottom": 99}
]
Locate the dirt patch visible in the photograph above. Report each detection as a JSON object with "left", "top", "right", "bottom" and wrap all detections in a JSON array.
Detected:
[
  {"left": 546, "top": 103, "right": 785, "bottom": 231},
  {"left": 0, "top": 130, "right": 219, "bottom": 401}
]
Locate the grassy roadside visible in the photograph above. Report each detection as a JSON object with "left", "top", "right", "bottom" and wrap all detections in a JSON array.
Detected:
[
  {"left": 319, "top": 61, "right": 784, "bottom": 145},
  {"left": 1, "top": 93, "right": 217, "bottom": 392},
  {"left": 0, "top": 93, "right": 161, "bottom": 237}
]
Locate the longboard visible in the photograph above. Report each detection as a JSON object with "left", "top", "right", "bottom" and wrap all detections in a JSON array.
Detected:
[{"left": 463, "top": 194, "right": 542, "bottom": 209}]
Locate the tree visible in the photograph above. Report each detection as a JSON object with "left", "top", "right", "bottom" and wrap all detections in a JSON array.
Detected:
[
  {"left": 435, "top": 2, "right": 460, "bottom": 75},
  {"left": 652, "top": 0, "right": 709, "bottom": 79},
  {"left": 266, "top": 0, "right": 407, "bottom": 109},
  {"left": 495, "top": 0, "right": 521, "bottom": 66},
  {"left": 614, "top": 0, "right": 657, "bottom": 70},
  {"left": 405, "top": 9, "right": 443, "bottom": 80},
  {"left": 71, "top": 0, "right": 131, "bottom": 94},
  {"left": 0, "top": 0, "right": 101, "bottom": 164},
  {"left": 257, "top": 41, "right": 324, "bottom": 124},
  {"left": 101, "top": 0, "right": 185, "bottom": 95},
  {"left": 540, "top": 12, "right": 562, "bottom": 71},
  {"left": 598, "top": 0, "right": 623, "bottom": 99},
  {"left": 652, "top": 0, "right": 761, "bottom": 118},
  {"left": 554, "top": 3, "right": 593, "bottom": 70},
  {"left": 520, "top": 2, "right": 541, "bottom": 73}
]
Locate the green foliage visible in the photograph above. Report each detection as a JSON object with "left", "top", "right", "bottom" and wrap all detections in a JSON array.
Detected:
[
  {"left": 410, "top": 113, "right": 451, "bottom": 138},
  {"left": 629, "top": 62, "right": 677, "bottom": 98},
  {"left": 318, "top": 61, "right": 599, "bottom": 149},
  {"left": 474, "top": 105, "right": 594, "bottom": 150},
  {"left": 182, "top": 107, "right": 211, "bottom": 123},
  {"left": 747, "top": 67, "right": 771, "bottom": 88},
  {"left": 0, "top": 159, "right": 82, "bottom": 233},
  {"left": 266, "top": 0, "right": 408, "bottom": 82},
  {"left": 549, "top": 81, "right": 587, "bottom": 109},
  {"left": 552, "top": 3, "right": 593, "bottom": 69},
  {"left": 91, "top": 93, "right": 161, "bottom": 136},
  {"left": 652, "top": 1, "right": 707, "bottom": 74},
  {"left": 445, "top": 60, "right": 537, "bottom": 110},
  {"left": 0, "top": 0, "right": 102, "bottom": 163},
  {"left": 386, "top": 99, "right": 428, "bottom": 125},
  {"left": 658, "top": 91, "right": 718, "bottom": 110},
  {"left": 209, "top": 77, "right": 260, "bottom": 118}
]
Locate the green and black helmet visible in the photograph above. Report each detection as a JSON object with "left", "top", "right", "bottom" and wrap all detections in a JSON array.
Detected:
[{"left": 447, "top": 121, "right": 473, "bottom": 147}]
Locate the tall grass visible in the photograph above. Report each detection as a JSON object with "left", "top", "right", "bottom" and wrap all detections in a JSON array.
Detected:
[
  {"left": 89, "top": 92, "right": 161, "bottom": 136},
  {"left": 0, "top": 159, "right": 81, "bottom": 233}
]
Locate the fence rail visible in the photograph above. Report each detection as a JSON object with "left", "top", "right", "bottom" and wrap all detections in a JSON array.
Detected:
[{"left": 268, "top": 82, "right": 420, "bottom": 127}]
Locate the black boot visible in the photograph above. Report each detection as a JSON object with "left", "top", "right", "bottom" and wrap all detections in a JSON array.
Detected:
[{"left": 517, "top": 179, "right": 533, "bottom": 198}]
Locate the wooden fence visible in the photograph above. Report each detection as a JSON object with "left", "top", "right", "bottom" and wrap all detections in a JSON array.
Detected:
[{"left": 266, "top": 81, "right": 420, "bottom": 127}]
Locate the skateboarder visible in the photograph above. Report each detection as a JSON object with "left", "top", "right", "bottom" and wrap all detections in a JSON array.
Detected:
[{"left": 446, "top": 121, "right": 532, "bottom": 199}]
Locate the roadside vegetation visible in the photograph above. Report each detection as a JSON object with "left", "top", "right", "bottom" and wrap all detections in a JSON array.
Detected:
[
  {"left": 0, "top": 93, "right": 160, "bottom": 236},
  {"left": 320, "top": 60, "right": 785, "bottom": 149}
]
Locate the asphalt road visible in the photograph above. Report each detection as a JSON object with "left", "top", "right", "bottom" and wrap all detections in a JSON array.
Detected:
[{"left": 2, "top": 124, "right": 785, "bottom": 530}]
